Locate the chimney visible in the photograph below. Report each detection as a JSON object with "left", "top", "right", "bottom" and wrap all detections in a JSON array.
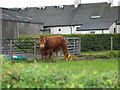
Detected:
[
  {"left": 74, "top": 0, "right": 81, "bottom": 8},
  {"left": 108, "top": 0, "right": 113, "bottom": 6}
]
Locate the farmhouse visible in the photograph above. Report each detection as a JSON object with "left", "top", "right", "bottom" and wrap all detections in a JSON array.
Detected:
[{"left": 20, "top": 2, "right": 119, "bottom": 34}]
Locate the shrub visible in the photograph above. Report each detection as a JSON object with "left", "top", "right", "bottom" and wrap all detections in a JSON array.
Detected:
[
  {"left": 105, "top": 51, "right": 119, "bottom": 58},
  {"left": 19, "top": 34, "right": 120, "bottom": 52}
]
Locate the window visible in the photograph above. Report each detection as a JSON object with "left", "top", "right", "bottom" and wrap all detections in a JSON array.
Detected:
[
  {"left": 91, "top": 16, "right": 101, "bottom": 19},
  {"left": 27, "top": 16, "right": 32, "bottom": 20},
  {"left": 90, "top": 31, "right": 95, "bottom": 34},
  {"left": 76, "top": 27, "right": 79, "bottom": 30},
  {"left": 76, "top": 26, "right": 81, "bottom": 30},
  {"left": 58, "top": 29, "right": 61, "bottom": 31}
]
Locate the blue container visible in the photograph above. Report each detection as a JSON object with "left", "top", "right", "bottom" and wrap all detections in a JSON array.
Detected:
[{"left": 5, "top": 55, "right": 26, "bottom": 60}]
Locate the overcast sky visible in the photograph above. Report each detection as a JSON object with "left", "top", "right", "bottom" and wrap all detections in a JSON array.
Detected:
[{"left": 0, "top": 0, "right": 119, "bottom": 8}]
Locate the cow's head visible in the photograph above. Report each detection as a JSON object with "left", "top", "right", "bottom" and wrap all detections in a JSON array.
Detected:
[{"left": 35, "top": 36, "right": 48, "bottom": 49}]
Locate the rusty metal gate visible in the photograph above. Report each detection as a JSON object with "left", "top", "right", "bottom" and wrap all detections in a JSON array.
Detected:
[{"left": 0, "top": 37, "right": 81, "bottom": 59}]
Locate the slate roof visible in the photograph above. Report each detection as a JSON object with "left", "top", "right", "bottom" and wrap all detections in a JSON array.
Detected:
[
  {"left": 0, "top": 8, "right": 44, "bottom": 24},
  {"left": 118, "top": 19, "right": 120, "bottom": 24},
  {"left": 20, "top": 2, "right": 118, "bottom": 29},
  {"left": 0, "top": 2, "right": 119, "bottom": 30},
  {"left": 77, "top": 20, "right": 116, "bottom": 30}
]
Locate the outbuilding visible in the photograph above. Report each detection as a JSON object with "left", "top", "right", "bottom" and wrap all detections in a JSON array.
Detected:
[{"left": 0, "top": 8, "right": 44, "bottom": 40}]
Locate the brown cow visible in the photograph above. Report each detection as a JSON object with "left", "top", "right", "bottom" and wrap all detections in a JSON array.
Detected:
[{"left": 36, "top": 35, "right": 69, "bottom": 61}]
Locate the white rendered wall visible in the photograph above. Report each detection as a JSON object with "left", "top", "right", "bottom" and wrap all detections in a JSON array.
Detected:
[
  {"left": 117, "top": 25, "right": 120, "bottom": 33},
  {"left": 49, "top": 23, "right": 117, "bottom": 34}
]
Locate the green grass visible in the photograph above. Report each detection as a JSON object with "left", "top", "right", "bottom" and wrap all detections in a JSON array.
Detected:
[
  {"left": 2, "top": 58, "right": 119, "bottom": 88},
  {"left": 1, "top": 50, "right": 119, "bottom": 88},
  {"left": 0, "top": 55, "right": 4, "bottom": 59},
  {"left": 81, "top": 50, "right": 119, "bottom": 55}
]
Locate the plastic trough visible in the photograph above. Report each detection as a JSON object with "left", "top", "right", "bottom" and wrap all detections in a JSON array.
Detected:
[{"left": 5, "top": 55, "right": 26, "bottom": 60}]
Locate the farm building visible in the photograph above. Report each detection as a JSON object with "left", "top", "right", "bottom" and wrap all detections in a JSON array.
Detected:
[
  {"left": 19, "top": 2, "right": 119, "bottom": 34},
  {"left": 0, "top": 2, "right": 119, "bottom": 38},
  {"left": 0, "top": 8, "right": 44, "bottom": 40}
]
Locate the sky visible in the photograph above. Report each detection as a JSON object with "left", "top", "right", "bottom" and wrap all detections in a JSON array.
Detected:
[{"left": 0, "top": 0, "right": 119, "bottom": 8}]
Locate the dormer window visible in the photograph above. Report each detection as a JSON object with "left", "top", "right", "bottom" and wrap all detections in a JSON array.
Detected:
[
  {"left": 91, "top": 16, "right": 101, "bottom": 19},
  {"left": 27, "top": 16, "right": 32, "bottom": 20}
]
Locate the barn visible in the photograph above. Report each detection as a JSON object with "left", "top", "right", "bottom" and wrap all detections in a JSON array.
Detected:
[
  {"left": 19, "top": 2, "right": 119, "bottom": 34},
  {"left": 0, "top": 8, "right": 44, "bottom": 40}
]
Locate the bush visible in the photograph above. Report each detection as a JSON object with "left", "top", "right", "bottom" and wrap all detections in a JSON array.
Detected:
[
  {"left": 19, "top": 34, "right": 120, "bottom": 52},
  {"left": 105, "top": 51, "right": 119, "bottom": 58},
  {"left": 81, "top": 51, "right": 119, "bottom": 59}
]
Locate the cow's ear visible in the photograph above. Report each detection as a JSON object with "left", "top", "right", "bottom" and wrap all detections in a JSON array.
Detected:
[
  {"left": 43, "top": 37, "right": 48, "bottom": 41},
  {"left": 43, "top": 37, "right": 45, "bottom": 40}
]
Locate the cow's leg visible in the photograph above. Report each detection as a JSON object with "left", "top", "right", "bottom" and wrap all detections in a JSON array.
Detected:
[
  {"left": 40, "top": 54, "right": 44, "bottom": 62},
  {"left": 40, "top": 49, "right": 45, "bottom": 62},
  {"left": 55, "top": 50, "right": 60, "bottom": 61},
  {"left": 48, "top": 52, "right": 53, "bottom": 62},
  {"left": 62, "top": 48, "right": 69, "bottom": 61}
]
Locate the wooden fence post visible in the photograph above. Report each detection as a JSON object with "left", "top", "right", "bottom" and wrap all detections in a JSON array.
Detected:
[
  {"left": 34, "top": 39, "right": 36, "bottom": 59},
  {"left": 78, "top": 38, "right": 81, "bottom": 55},
  {"left": 74, "top": 38, "right": 76, "bottom": 55},
  {"left": 10, "top": 40, "right": 13, "bottom": 60},
  {"left": 111, "top": 37, "right": 113, "bottom": 50}
]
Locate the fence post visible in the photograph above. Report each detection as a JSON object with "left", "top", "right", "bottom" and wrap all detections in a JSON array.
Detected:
[
  {"left": 78, "top": 38, "right": 81, "bottom": 55},
  {"left": 34, "top": 39, "right": 36, "bottom": 59},
  {"left": 73, "top": 38, "right": 76, "bottom": 55},
  {"left": 10, "top": 40, "right": 13, "bottom": 60},
  {"left": 111, "top": 37, "right": 113, "bottom": 50}
]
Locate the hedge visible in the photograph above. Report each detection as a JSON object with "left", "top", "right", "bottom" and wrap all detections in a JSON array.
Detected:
[{"left": 19, "top": 34, "right": 120, "bottom": 52}]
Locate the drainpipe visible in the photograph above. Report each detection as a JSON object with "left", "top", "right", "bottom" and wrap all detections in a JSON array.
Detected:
[
  {"left": 70, "top": 26, "right": 72, "bottom": 34},
  {"left": 115, "top": 21, "right": 117, "bottom": 33},
  {"left": 102, "top": 30, "right": 104, "bottom": 34}
]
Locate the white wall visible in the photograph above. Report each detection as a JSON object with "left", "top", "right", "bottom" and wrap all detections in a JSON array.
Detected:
[
  {"left": 109, "top": 22, "right": 117, "bottom": 33},
  {"left": 75, "top": 30, "right": 109, "bottom": 34},
  {"left": 49, "top": 26, "right": 110, "bottom": 34},
  {"left": 50, "top": 26, "right": 72, "bottom": 34},
  {"left": 50, "top": 25, "right": 83, "bottom": 34},
  {"left": 117, "top": 25, "right": 120, "bottom": 33},
  {"left": 49, "top": 23, "right": 118, "bottom": 34}
]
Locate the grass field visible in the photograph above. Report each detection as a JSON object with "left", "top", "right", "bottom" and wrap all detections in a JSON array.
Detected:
[{"left": 1, "top": 50, "right": 119, "bottom": 88}]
